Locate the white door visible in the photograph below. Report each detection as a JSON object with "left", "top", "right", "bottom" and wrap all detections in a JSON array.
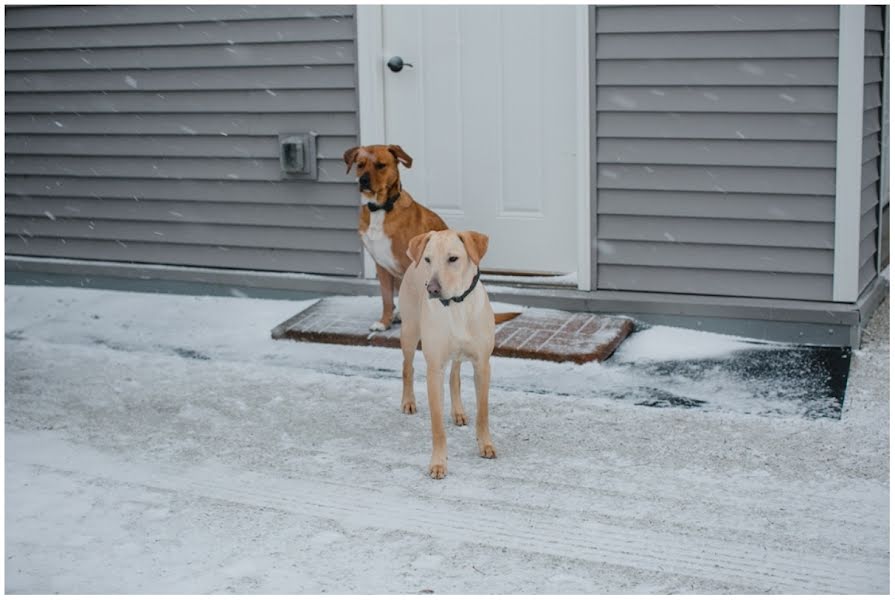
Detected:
[{"left": 380, "top": 6, "right": 580, "bottom": 275}]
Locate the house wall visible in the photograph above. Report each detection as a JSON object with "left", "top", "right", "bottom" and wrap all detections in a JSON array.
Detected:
[
  {"left": 5, "top": 5, "right": 362, "bottom": 276},
  {"left": 861, "top": 5, "right": 886, "bottom": 293},
  {"left": 593, "top": 5, "right": 842, "bottom": 301}
]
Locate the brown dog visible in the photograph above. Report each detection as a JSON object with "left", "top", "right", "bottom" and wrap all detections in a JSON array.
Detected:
[{"left": 343, "top": 144, "right": 448, "bottom": 331}]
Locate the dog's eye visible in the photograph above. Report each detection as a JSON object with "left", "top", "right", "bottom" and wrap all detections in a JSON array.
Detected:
[
  {"left": 424, "top": 257, "right": 431, "bottom": 264},
  {"left": 448, "top": 256, "right": 459, "bottom": 263},
  {"left": 375, "top": 162, "right": 386, "bottom": 170}
]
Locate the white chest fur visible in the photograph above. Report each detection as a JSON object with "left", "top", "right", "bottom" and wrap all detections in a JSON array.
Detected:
[{"left": 361, "top": 207, "right": 400, "bottom": 276}]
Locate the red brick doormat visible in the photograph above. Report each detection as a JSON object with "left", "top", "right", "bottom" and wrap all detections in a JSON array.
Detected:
[{"left": 271, "top": 297, "right": 634, "bottom": 364}]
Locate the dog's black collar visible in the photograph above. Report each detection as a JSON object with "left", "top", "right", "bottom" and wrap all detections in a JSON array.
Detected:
[
  {"left": 367, "top": 188, "right": 402, "bottom": 213},
  {"left": 438, "top": 269, "right": 481, "bottom": 307}
]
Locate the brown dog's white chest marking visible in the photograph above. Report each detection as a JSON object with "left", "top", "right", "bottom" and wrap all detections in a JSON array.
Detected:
[{"left": 360, "top": 204, "right": 401, "bottom": 277}]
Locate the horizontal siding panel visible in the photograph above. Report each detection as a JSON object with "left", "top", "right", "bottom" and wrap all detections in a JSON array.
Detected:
[
  {"left": 594, "top": 5, "right": 843, "bottom": 302},
  {"left": 596, "top": 31, "right": 839, "bottom": 59},
  {"left": 865, "top": 57, "right": 883, "bottom": 83},
  {"left": 6, "top": 65, "right": 357, "bottom": 92},
  {"left": 865, "top": 5, "right": 885, "bottom": 31},
  {"left": 862, "top": 184, "right": 881, "bottom": 214},
  {"left": 597, "top": 138, "right": 834, "bottom": 168},
  {"left": 596, "top": 59, "right": 837, "bottom": 86},
  {"left": 861, "top": 11, "right": 883, "bottom": 294},
  {"left": 6, "top": 113, "right": 358, "bottom": 136},
  {"left": 595, "top": 6, "right": 838, "bottom": 33},
  {"left": 6, "top": 238, "right": 362, "bottom": 276},
  {"left": 5, "top": 197, "right": 359, "bottom": 230},
  {"left": 865, "top": 83, "right": 882, "bottom": 109},
  {"left": 6, "top": 216, "right": 359, "bottom": 253},
  {"left": 5, "top": 156, "right": 353, "bottom": 183},
  {"left": 597, "top": 164, "right": 835, "bottom": 195},
  {"left": 5, "top": 6, "right": 355, "bottom": 28},
  {"left": 6, "top": 134, "right": 354, "bottom": 160},
  {"left": 598, "top": 190, "right": 834, "bottom": 222},
  {"left": 598, "top": 240, "right": 832, "bottom": 275},
  {"left": 5, "top": 176, "right": 359, "bottom": 206},
  {"left": 596, "top": 112, "right": 836, "bottom": 141},
  {"left": 862, "top": 159, "right": 881, "bottom": 189},
  {"left": 863, "top": 134, "right": 882, "bottom": 163},
  {"left": 864, "top": 108, "right": 882, "bottom": 135},
  {"left": 598, "top": 215, "right": 833, "bottom": 249},
  {"left": 860, "top": 209, "right": 878, "bottom": 240},
  {"left": 859, "top": 232, "right": 877, "bottom": 266},
  {"left": 865, "top": 30, "right": 885, "bottom": 56},
  {"left": 6, "top": 5, "right": 361, "bottom": 277},
  {"left": 5, "top": 89, "right": 356, "bottom": 114},
  {"left": 6, "top": 41, "right": 355, "bottom": 71},
  {"left": 6, "top": 17, "right": 354, "bottom": 50},
  {"left": 598, "top": 265, "right": 832, "bottom": 301},
  {"left": 597, "top": 86, "right": 835, "bottom": 113},
  {"left": 859, "top": 255, "right": 878, "bottom": 293}
]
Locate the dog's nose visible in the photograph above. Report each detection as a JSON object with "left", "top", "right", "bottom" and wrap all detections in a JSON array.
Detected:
[
  {"left": 358, "top": 173, "right": 371, "bottom": 188},
  {"left": 426, "top": 278, "right": 441, "bottom": 298}
]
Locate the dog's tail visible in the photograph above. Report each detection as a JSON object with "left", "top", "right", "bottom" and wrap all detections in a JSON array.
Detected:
[{"left": 494, "top": 312, "right": 521, "bottom": 325}]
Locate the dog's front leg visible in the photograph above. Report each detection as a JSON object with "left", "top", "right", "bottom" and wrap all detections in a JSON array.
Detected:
[
  {"left": 371, "top": 265, "right": 396, "bottom": 331},
  {"left": 473, "top": 358, "right": 496, "bottom": 459},
  {"left": 426, "top": 361, "right": 448, "bottom": 479}
]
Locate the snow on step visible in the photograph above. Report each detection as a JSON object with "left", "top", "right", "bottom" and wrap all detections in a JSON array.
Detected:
[{"left": 271, "top": 296, "right": 633, "bottom": 363}]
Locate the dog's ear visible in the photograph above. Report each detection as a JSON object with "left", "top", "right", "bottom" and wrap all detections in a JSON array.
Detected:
[
  {"left": 407, "top": 231, "right": 433, "bottom": 265},
  {"left": 458, "top": 231, "right": 489, "bottom": 266},
  {"left": 343, "top": 146, "right": 360, "bottom": 174},
  {"left": 388, "top": 145, "right": 413, "bottom": 169}
]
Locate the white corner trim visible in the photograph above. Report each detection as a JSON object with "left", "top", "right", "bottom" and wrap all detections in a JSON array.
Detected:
[
  {"left": 355, "top": 6, "right": 386, "bottom": 279},
  {"left": 833, "top": 5, "right": 866, "bottom": 302},
  {"left": 575, "top": 5, "right": 594, "bottom": 291}
]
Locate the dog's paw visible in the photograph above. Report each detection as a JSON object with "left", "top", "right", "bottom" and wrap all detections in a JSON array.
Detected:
[
  {"left": 401, "top": 399, "right": 417, "bottom": 414},
  {"left": 428, "top": 462, "right": 447, "bottom": 479},
  {"left": 478, "top": 442, "right": 497, "bottom": 459},
  {"left": 369, "top": 320, "right": 388, "bottom": 332},
  {"left": 452, "top": 411, "right": 468, "bottom": 426},
  {"left": 392, "top": 310, "right": 402, "bottom": 324}
]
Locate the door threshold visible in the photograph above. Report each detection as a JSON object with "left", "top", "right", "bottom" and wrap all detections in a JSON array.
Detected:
[{"left": 480, "top": 271, "right": 578, "bottom": 289}]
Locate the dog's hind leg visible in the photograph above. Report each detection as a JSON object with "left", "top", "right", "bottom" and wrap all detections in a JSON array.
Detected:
[
  {"left": 392, "top": 277, "right": 402, "bottom": 324},
  {"left": 449, "top": 360, "right": 467, "bottom": 426}
]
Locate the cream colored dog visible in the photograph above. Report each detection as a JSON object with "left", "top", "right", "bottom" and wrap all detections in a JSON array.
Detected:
[{"left": 398, "top": 229, "right": 497, "bottom": 479}]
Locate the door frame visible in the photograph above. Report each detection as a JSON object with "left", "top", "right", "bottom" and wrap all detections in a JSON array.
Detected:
[{"left": 355, "top": 5, "right": 593, "bottom": 290}]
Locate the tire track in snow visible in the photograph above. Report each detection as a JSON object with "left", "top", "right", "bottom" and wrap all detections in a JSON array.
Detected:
[{"left": 9, "top": 434, "right": 887, "bottom": 594}]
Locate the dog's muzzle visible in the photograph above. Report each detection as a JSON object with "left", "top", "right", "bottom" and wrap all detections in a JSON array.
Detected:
[
  {"left": 358, "top": 173, "right": 372, "bottom": 192},
  {"left": 426, "top": 278, "right": 442, "bottom": 299}
]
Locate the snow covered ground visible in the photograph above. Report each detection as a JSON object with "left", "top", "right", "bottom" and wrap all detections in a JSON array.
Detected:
[{"left": 5, "top": 285, "right": 889, "bottom": 593}]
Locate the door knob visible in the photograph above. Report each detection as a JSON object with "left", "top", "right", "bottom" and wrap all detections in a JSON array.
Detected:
[{"left": 387, "top": 56, "right": 414, "bottom": 73}]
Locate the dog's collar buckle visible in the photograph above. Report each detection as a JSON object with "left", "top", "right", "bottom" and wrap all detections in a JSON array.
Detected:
[{"left": 439, "top": 269, "right": 481, "bottom": 307}]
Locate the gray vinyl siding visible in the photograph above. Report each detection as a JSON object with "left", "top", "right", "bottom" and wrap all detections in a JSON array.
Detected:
[
  {"left": 594, "top": 5, "right": 840, "bottom": 301},
  {"left": 5, "top": 5, "right": 361, "bottom": 276},
  {"left": 860, "top": 5, "right": 885, "bottom": 294}
]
